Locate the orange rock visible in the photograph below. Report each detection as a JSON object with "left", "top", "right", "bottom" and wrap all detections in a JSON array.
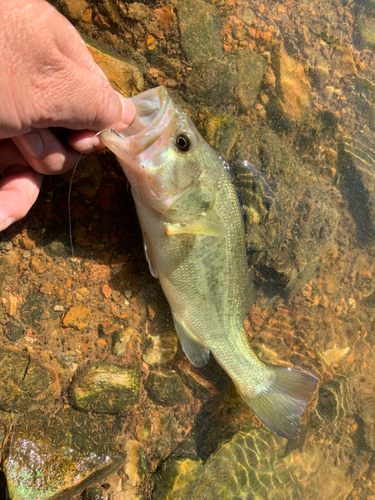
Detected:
[
  {"left": 248, "top": 27, "right": 256, "bottom": 37},
  {"left": 154, "top": 5, "right": 174, "bottom": 30},
  {"left": 81, "top": 7, "right": 92, "bottom": 23},
  {"left": 20, "top": 235, "right": 35, "bottom": 250},
  {"left": 149, "top": 68, "right": 159, "bottom": 78},
  {"left": 88, "top": 264, "right": 111, "bottom": 284},
  {"left": 102, "top": 284, "right": 113, "bottom": 298},
  {"left": 30, "top": 257, "right": 46, "bottom": 274},
  {"left": 86, "top": 43, "right": 143, "bottom": 97},
  {"left": 94, "top": 13, "right": 110, "bottom": 28},
  {"left": 7, "top": 296, "right": 18, "bottom": 316},
  {"left": 147, "top": 35, "right": 157, "bottom": 50},
  {"left": 62, "top": 304, "right": 92, "bottom": 330},
  {"left": 277, "top": 42, "right": 311, "bottom": 122},
  {"left": 40, "top": 282, "right": 54, "bottom": 295}
]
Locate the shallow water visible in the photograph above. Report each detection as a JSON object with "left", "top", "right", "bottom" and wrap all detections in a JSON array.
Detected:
[{"left": 1, "top": 0, "right": 375, "bottom": 498}]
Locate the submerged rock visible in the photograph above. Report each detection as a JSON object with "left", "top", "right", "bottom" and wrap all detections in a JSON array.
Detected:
[
  {"left": 355, "top": 0, "right": 375, "bottom": 51},
  {"left": 4, "top": 408, "right": 123, "bottom": 500},
  {"left": 112, "top": 328, "right": 135, "bottom": 356},
  {"left": 153, "top": 426, "right": 353, "bottom": 499},
  {"left": 146, "top": 369, "right": 187, "bottom": 406},
  {"left": 142, "top": 331, "right": 178, "bottom": 365},
  {"left": 177, "top": 0, "right": 223, "bottom": 63},
  {"left": 273, "top": 42, "right": 311, "bottom": 124},
  {"left": 71, "top": 364, "right": 140, "bottom": 414},
  {"left": 62, "top": 304, "right": 93, "bottom": 330},
  {"left": 185, "top": 51, "right": 266, "bottom": 110},
  {"left": 196, "top": 108, "right": 238, "bottom": 158},
  {"left": 85, "top": 39, "right": 144, "bottom": 97},
  {"left": 0, "top": 347, "right": 59, "bottom": 412},
  {"left": 233, "top": 125, "right": 338, "bottom": 295}
]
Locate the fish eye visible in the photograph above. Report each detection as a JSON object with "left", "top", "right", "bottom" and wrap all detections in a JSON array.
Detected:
[{"left": 176, "top": 134, "right": 191, "bottom": 152}]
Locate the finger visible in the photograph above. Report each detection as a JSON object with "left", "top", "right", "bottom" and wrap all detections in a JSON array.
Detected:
[
  {"left": 67, "top": 130, "right": 107, "bottom": 154},
  {"left": 12, "top": 128, "right": 82, "bottom": 175},
  {"left": 38, "top": 60, "right": 136, "bottom": 132},
  {"left": 0, "top": 139, "right": 30, "bottom": 174},
  {"left": 0, "top": 166, "right": 43, "bottom": 231}
]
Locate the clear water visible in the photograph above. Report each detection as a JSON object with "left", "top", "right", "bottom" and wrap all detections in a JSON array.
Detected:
[{"left": 1, "top": 0, "right": 375, "bottom": 499}]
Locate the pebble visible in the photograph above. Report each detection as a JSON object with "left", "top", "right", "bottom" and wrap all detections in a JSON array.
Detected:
[
  {"left": 62, "top": 304, "right": 93, "bottom": 330},
  {"left": 126, "top": 2, "right": 151, "bottom": 20},
  {"left": 142, "top": 332, "right": 178, "bottom": 365},
  {"left": 60, "top": 0, "right": 88, "bottom": 20},
  {"left": 101, "top": 284, "right": 113, "bottom": 298},
  {"left": 30, "top": 256, "right": 47, "bottom": 274}
]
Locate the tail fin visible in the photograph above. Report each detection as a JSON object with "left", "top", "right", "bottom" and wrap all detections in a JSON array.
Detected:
[{"left": 241, "top": 365, "right": 318, "bottom": 439}]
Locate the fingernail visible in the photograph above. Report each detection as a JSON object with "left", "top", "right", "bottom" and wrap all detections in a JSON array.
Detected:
[
  {"left": 120, "top": 96, "right": 136, "bottom": 127},
  {"left": 14, "top": 131, "right": 45, "bottom": 158},
  {"left": 0, "top": 217, "right": 15, "bottom": 232}
]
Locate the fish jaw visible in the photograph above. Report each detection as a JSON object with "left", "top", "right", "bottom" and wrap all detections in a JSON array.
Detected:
[{"left": 99, "top": 87, "right": 180, "bottom": 214}]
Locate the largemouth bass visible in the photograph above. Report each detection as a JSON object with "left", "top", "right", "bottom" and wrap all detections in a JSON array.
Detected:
[{"left": 100, "top": 86, "right": 318, "bottom": 439}]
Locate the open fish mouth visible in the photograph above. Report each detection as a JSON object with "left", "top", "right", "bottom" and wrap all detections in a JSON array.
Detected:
[{"left": 99, "top": 86, "right": 173, "bottom": 156}]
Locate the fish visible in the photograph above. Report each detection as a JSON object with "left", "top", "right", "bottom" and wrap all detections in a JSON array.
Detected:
[{"left": 99, "top": 86, "right": 318, "bottom": 439}]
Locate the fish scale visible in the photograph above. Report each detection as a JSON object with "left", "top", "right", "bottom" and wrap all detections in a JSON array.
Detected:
[{"left": 100, "top": 86, "right": 318, "bottom": 439}]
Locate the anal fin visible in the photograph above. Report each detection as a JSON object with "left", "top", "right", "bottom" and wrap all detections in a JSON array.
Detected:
[{"left": 173, "top": 315, "right": 210, "bottom": 367}]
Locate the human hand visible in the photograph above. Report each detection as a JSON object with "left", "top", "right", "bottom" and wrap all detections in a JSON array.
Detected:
[{"left": 0, "top": 0, "right": 136, "bottom": 231}]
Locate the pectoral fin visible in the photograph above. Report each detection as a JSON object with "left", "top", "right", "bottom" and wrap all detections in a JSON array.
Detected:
[
  {"left": 165, "top": 220, "right": 225, "bottom": 237},
  {"left": 173, "top": 315, "right": 210, "bottom": 367},
  {"left": 143, "top": 232, "right": 158, "bottom": 279}
]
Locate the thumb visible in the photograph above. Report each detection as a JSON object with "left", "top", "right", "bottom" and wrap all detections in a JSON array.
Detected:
[{"left": 44, "top": 61, "right": 136, "bottom": 132}]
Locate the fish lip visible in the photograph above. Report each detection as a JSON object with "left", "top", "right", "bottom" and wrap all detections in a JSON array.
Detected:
[{"left": 110, "top": 86, "right": 172, "bottom": 154}]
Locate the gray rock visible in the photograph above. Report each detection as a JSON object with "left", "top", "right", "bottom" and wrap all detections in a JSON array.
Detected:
[
  {"left": 146, "top": 369, "right": 187, "bottom": 406},
  {"left": 355, "top": 0, "right": 375, "bottom": 51},
  {"left": 185, "top": 51, "right": 266, "bottom": 110},
  {"left": 177, "top": 0, "right": 223, "bottom": 63},
  {"left": 0, "top": 347, "right": 59, "bottom": 412},
  {"left": 5, "top": 321, "right": 24, "bottom": 342},
  {"left": 126, "top": 2, "right": 151, "bottom": 21}
]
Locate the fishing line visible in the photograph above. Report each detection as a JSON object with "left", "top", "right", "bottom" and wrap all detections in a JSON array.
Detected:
[
  {"left": 68, "top": 131, "right": 104, "bottom": 259},
  {"left": 68, "top": 152, "right": 82, "bottom": 259}
]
